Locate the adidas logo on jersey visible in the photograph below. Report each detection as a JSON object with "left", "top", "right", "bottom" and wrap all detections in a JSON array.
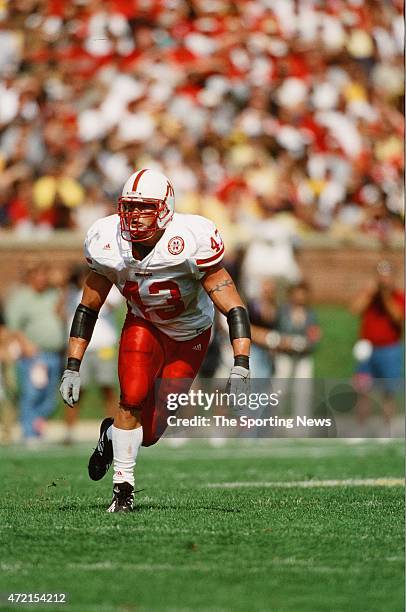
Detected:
[
  {"left": 192, "top": 343, "right": 202, "bottom": 351},
  {"left": 103, "top": 243, "right": 111, "bottom": 250}
]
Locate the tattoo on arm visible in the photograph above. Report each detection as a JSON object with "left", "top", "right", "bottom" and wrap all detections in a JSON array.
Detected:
[{"left": 208, "top": 279, "right": 233, "bottom": 295}]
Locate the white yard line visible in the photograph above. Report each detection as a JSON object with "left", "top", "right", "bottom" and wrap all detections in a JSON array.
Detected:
[
  {"left": 5, "top": 558, "right": 401, "bottom": 576},
  {"left": 64, "top": 562, "right": 351, "bottom": 574},
  {"left": 206, "top": 477, "right": 405, "bottom": 489}
]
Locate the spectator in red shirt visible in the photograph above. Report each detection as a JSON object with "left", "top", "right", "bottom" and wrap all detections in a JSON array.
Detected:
[{"left": 351, "top": 260, "right": 404, "bottom": 422}]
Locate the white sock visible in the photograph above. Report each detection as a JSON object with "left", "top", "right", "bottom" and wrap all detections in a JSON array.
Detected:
[
  {"left": 106, "top": 425, "right": 113, "bottom": 441},
  {"left": 112, "top": 426, "right": 143, "bottom": 487}
]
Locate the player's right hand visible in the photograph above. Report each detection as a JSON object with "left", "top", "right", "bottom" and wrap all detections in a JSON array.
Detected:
[{"left": 60, "top": 369, "right": 81, "bottom": 407}]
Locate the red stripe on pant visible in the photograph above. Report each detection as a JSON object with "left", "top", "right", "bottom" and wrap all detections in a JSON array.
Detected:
[{"left": 118, "top": 315, "right": 211, "bottom": 446}]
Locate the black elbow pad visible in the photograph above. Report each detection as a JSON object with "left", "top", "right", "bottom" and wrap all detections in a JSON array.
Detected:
[
  {"left": 227, "top": 306, "right": 251, "bottom": 342},
  {"left": 70, "top": 304, "right": 98, "bottom": 341}
]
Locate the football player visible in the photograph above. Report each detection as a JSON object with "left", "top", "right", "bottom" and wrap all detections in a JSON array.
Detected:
[{"left": 60, "top": 169, "right": 251, "bottom": 512}]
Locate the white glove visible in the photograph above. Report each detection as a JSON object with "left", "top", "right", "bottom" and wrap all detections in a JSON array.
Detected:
[
  {"left": 60, "top": 369, "right": 81, "bottom": 407},
  {"left": 226, "top": 365, "right": 251, "bottom": 405}
]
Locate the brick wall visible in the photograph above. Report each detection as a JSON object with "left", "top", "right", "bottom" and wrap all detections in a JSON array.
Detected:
[
  {"left": 297, "top": 248, "right": 403, "bottom": 303},
  {"left": 0, "top": 237, "right": 402, "bottom": 305}
]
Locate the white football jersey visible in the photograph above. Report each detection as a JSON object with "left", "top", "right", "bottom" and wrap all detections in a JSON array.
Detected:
[{"left": 84, "top": 213, "right": 225, "bottom": 340}]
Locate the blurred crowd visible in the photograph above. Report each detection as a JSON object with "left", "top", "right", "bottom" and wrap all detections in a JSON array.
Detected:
[
  {"left": 0, "top": 257, "right": 403, "bottom": 444},
  {"left": 0, "top": 263, "right": 120, "bottom": 445},
  {"left": 0, "top": 0, "right": 404, "bottom": 245}
]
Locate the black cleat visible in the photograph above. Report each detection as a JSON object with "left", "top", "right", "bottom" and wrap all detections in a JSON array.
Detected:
[
  {"left": 88, "top": 417, "right": 114, "bottom": 481},
  {"left": 106, "top": 482, "right": 134, "bottom": 513}
]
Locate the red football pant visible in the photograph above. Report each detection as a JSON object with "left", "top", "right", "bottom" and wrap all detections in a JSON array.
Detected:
[{"left": 118, "top": 314, "right": 211, "bottom": 446}]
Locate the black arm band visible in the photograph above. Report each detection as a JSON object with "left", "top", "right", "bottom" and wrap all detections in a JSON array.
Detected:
[
  {"left": 227, "top": 306, "right": 251, "bottom": 342},
  {"left": 234, "top": 355, "right": 249, "bottom": 369},
  {"left": 70, "top": 304, "right": 98, "bottom": 341},
  {"left": 67, "top": 357, "right": 81, "bottom": 372}
]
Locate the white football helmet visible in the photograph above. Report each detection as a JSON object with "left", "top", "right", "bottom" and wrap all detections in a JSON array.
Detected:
[{"left": 118, "top": 168, "right": 175, "bottom": 242}]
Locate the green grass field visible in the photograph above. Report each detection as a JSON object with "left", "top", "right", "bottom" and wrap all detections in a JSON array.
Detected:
[
  {"left": 0, "top": 439, "right": 404, "bottom": 612},
  {"left": 314, "top": 305, "right": 358, "bottom": 378}
]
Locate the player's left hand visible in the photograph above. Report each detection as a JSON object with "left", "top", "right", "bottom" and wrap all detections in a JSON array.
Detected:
[
  {"left": 226, "top": 365, "right": 250, "bottom": 404},
  {"left": 60, "top": 369, "right": 81, "bottom": 407}
]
